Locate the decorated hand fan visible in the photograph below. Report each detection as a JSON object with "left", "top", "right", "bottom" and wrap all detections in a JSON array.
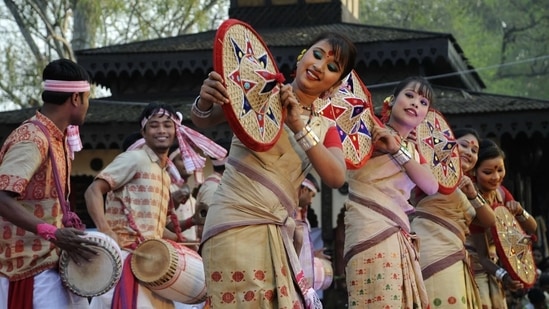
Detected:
[
  {"left": 317, "top": 70, "right": 381, "bottom": 169},
  {"left": 491, "top": 206, "right": 537, "bottom": 288},
  {"left": 410, "top": 108, "right": 461, "bottom": 194},
  {"left": 213, "top": 19, "right": 286, "bottom": 152}
]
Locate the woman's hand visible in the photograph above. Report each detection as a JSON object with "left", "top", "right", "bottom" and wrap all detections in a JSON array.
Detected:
[
  {"left": 280, "top": 84, "right": 305, "bottom": 133},
  {"left": 505, "top": 200, "right": 523, "bottom": 216},
  {"left": 199, "top": 71, "right": 230, "bottom": 108},
  {"left": 372, "top": 123, "right": 401, "bottom": 154},
  {"left": 458, "top": 175, "right": 477, "bottom": 199},
  {"left": 192, "top": 71, "right": 230, "bottom": 127},
  {"left": 502, "top": 274, "right": 524, "bottom": 291}
]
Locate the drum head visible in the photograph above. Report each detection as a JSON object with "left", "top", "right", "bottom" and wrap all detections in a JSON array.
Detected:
[
  {"left": 59, "top": 242, "right": 121, "bottom": 297},
  {"left": 131, "top": 239, "right": 173, "bottom": 283},
  {"left": 491, "top": 206, "right": 537, "bottom": 287},
  {"left": 411, "top": 108, "right": 460, "bottom": 194},
  {"left": 317, "top": 70, "right": 380, "bottom": 169},
  {"left": 214, "top": 19, "right": 285, "bottom": 152}
]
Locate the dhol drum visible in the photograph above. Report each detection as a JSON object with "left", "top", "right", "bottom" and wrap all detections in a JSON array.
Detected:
[
  {"left": 130, "top": 238, "right": 207, "bottom": 304},
  {"left": 58, "top": 231, "right": 123, "bottom": 297},
  {"left": 312, "top": 257, "right": 333, "bottom": 291}
]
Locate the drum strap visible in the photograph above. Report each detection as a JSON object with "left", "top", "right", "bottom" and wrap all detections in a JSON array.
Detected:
[
  {"left": 167, "top": 199, "right": 185, "bottom": 242},
  {"left": 111, "top": 257, "right": 138, "bottom": 309},
  {"left": 28, "top": 120, "right": 85, "bottom": 230}
]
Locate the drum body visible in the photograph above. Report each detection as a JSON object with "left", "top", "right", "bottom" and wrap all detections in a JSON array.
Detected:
[
  {"left": 130, "top": 239, "right": 207, "bottom": 304},
  {"left": 312, "top": 257, "right": 333, "bottom": 291},
  {"left": 59, "top": 231, "right": 123, "bottom": 297}
]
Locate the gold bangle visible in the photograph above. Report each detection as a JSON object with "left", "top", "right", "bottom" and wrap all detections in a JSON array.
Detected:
[
  {"left": 469, "top": 193, "right": 487, "bottom": 209},
  {"left": 297, "top": 130, "right": 319, "bottom": 152},
  {"left": 294, "top": 125, "right": 312, "bottom": 141},
  {"left": 391, "top": 145, "right": 411, "bottom": 166},
  {"left": 516, "top": 209, "right": 530, "bottom": 222}
]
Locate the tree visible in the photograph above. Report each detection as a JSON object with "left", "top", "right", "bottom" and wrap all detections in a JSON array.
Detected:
[
  {"left": 359, "top": 0, "right": 548, "bottom": 100},
  {"left": 0, "top": 0, "right": 227, "bottom": 110}
]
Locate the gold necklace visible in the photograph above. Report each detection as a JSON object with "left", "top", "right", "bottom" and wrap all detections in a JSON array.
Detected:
[
  {"left": 293, "top": 90, "right": 314, "bottom": 112},
  {"left": 300, "top": 104, "right": 313, "bottom": 111}
]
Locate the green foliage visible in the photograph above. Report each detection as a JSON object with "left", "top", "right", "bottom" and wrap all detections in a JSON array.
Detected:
[
  {"left": 359, "top": 0, "right": 548, "bottom": 100},
  {"left": 0, "top": 0, "right": 228, "bottom": 110}
]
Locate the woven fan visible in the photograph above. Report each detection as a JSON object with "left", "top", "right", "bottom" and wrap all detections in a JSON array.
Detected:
[
  {"left": 317, "top": 70, "right": 381, "bottom": 169},
  {"left": 411, "top": 108, "right": 461, "bottom": 194},
  {"left": 213, "top": 19, "right": 285, "bottom": 152},
  {"left": 491, "top": 206, "right": 537, "bottom": 288}
]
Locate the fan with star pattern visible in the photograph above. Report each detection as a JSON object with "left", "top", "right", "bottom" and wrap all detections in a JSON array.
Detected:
[
  {"left": 491, "top": 206, "right": 537, "bottom": 288},
  {"left": 411, "top": 108, "right": 461, "bottom": 194},
  {"left": 317, "top": 70, "right": 381, "bottom": 169},
  {"left": 214, "top": 19, "right": 286, "bottom": 152}
]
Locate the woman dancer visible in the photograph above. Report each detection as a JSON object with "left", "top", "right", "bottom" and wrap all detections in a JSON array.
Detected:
[
  {"left": 344, "top": 76, "right": 438, "bottom": 308},
  {"left": 192, "top": 32, "right": 356, "bottom": 308},
  {"left": 411, "top": 128, "right": 496, "bottom": 308},
  {"left": 466, "top": 139, "right": 537, "bottom": 308}
]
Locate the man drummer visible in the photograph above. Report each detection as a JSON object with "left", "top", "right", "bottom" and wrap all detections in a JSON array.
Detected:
[
  {"left": 0, "top": 58, "right": 98, "bottom": 308},
  {"left": 85, "top": 102, "right": 180, "bottom": 309},
  {"left": 193, "top": 137, "right": 230, "bottom": 240}
]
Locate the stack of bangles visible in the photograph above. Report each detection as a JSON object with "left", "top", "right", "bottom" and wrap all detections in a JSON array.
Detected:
[
  {"left": 495, "top": 268, "right": 508, "bottom": 281},
  {"left": 294, "top": 125, "right": 320, "bottom": 152},
  {"left": 391, "top": 145, "right": 412, "bottom": 166},
  {"left": 469, "top": 193, "right": 487, "bottom": 209},
  {"left": 191, "top": 96, "right": 213, "bottom": 118},
  {"left": 36, "top": 223, "right": 58, "bottom": 241},
  {"left": 516, "top": 209, "right": 531, "bottom": 222}
]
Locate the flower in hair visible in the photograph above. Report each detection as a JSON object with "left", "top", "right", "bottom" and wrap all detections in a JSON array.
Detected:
[
  {"left": 380, "top": 95, "right": 394, "bottom": 124},
  {"left": 296, "top": 49, "right": 307, "bottom": 62}
]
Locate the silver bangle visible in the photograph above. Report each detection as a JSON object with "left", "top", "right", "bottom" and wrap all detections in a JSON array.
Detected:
[
  {"left": 391, "top": 145, "right": 411, "bottom": 166},
  {"left": 294, "top": 125, "right": 312, "bottom": 141},
  {"left": 516, "top": 209, "right": 530, "bottom": 222},
  {"left": 191, "top": 96, "right": 213, "bottom": 118},
  {"left": 495, "top": 268, "right": 508, "bottom": 281},
  {"left": 297, "top": 130, "right": 319, "bottom": 152},
  {"left": 469, "top": 193, "right": 487, "bottom": 209}
]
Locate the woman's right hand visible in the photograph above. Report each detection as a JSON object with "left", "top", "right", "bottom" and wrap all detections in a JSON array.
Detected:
[
  {"left": 502, "top": 274, "right": 524, "bottom": 291},
  {"left": 199, "top": 71, "right": 230, "bottom": 108},
  {"left": 372, "top": 123, "right": 401, "bottom": 154},
  {"left": 458, "top": 175, "right": 477, "bottom": 199}
]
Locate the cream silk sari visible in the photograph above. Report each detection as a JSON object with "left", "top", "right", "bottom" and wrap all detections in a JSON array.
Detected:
[
  {"left": 200, "top": 115, "right": 330, "bottom": 308},
  {"left": 344, "top": 144, "right": 429, "bottom": 309},
  {"left": 412, "top": 190, "right": 481, "bottom": 308}
]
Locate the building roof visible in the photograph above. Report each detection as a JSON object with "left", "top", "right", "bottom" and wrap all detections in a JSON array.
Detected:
[
  {"left": 76, "top": 22, "right": 446, "bottom": 55},
  {"left": 1, "top": 87, "right": 547, "bottom": 126}
]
